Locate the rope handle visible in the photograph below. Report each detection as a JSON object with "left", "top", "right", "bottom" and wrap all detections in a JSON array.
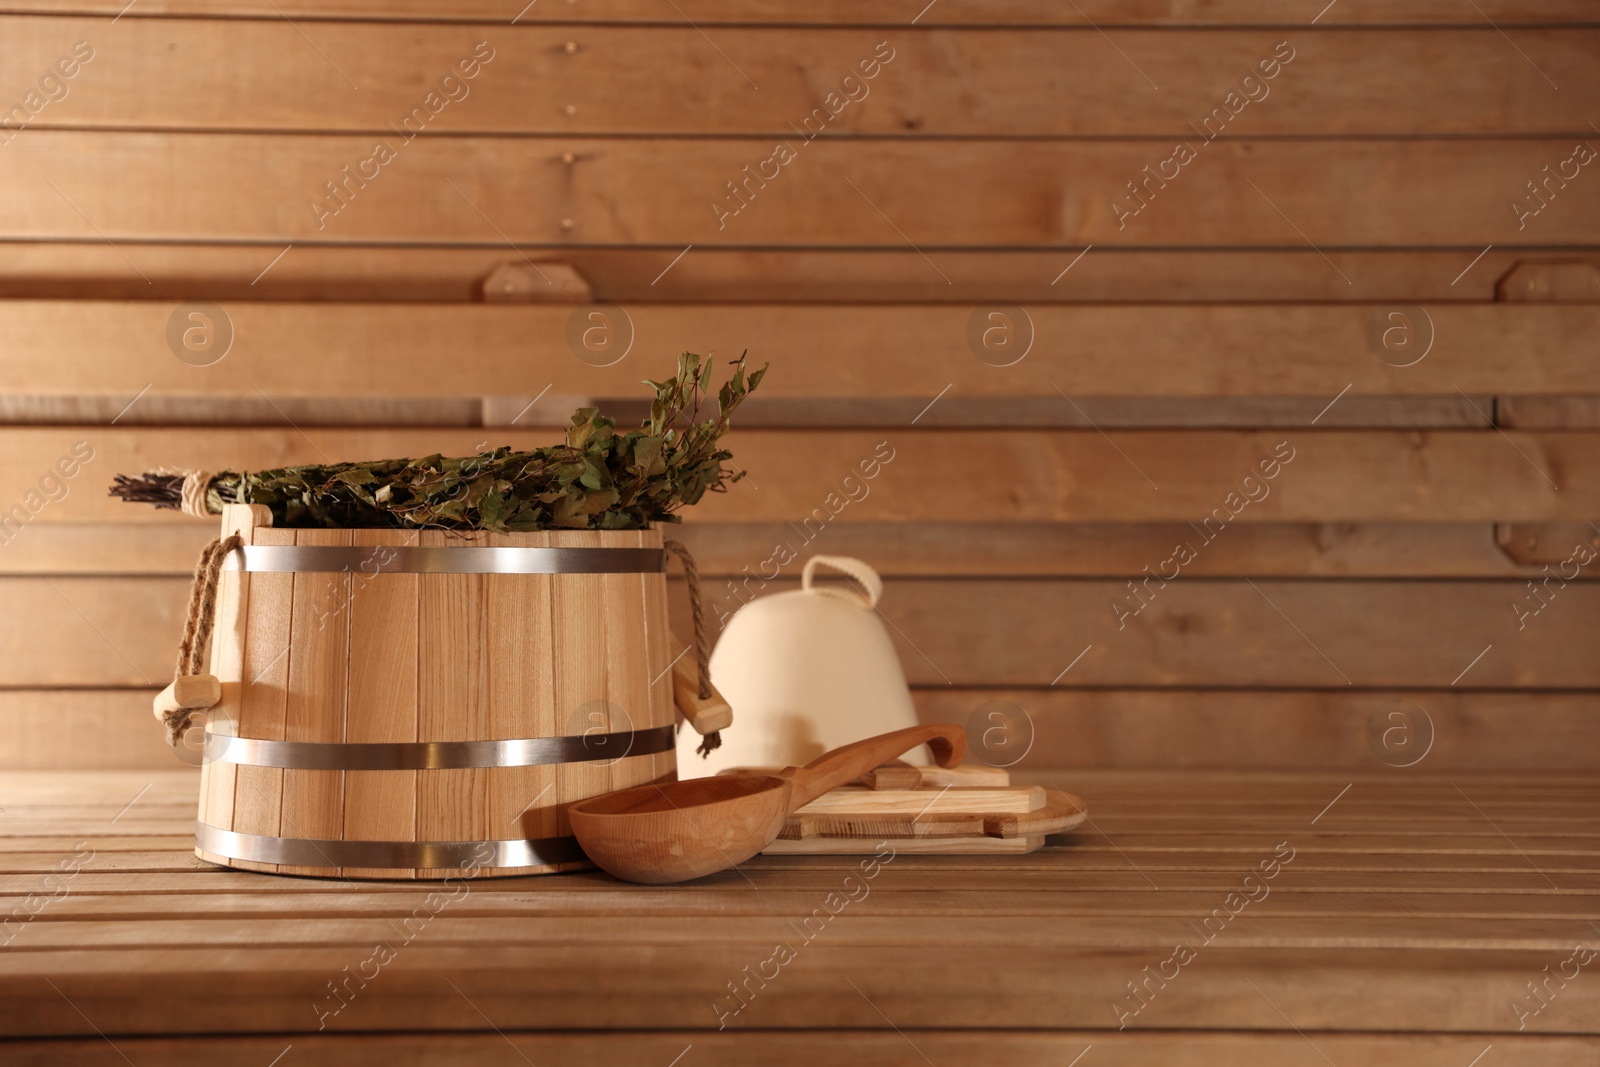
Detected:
[
  {"left": 662, "top": 537, "right": 724, "bottom": 757},
  {"left": 802, "top": 554, "right": 882, "bottom": 608},
  {"left": 155, "top": 533, "right": 241, "bottom": 746}
]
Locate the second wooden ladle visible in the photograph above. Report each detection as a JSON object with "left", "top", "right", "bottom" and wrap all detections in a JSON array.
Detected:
[{"left": 568, "top": 724, "right": 966, "bottom": 884}]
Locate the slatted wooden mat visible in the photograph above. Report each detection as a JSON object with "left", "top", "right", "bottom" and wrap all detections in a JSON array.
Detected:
[{"left": 1, "top": 770, "right": 1596, "bottom": 1065}]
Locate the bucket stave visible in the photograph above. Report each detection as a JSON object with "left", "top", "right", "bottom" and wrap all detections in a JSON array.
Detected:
[{"left": 195, "top": 504, "right": 678, "bottom": 879}]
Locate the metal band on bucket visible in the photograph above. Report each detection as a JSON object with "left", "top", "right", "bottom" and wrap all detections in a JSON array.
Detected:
[
  {"left": 201, "top": 723, "right": 675, "bottom": 770},
  {"left": 225, "top": 545, "right": 665, "bottom": 575},
  {"left": 195, "top": 822, "right": 585, "bottom": 869}
]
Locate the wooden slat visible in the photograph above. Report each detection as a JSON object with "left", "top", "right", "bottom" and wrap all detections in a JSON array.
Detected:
[
  {"left": 2, "top": 135, "right": 1591, "bottom": 246},
  {"left": 341, "top": 528, "right": 419, "bottom": 879},
  {"left": 0, "top": 395, "right": 1507, "bottom": 430},
  {"left": 196, "top": 505, "right": 262, "bottom": 845},
  {"left": 642, "top": 531, "right": 678, "bottom": 791},
  {"left": 415, "top": 530, "right": 488, "bottom": 878},
  {"left": 14, "top": 910, "right": 1600, "bottom": 950},
  {"left": 1500, "top": 396, "right": 1600, "bottom": 429},
  {"left": 223, "top": 525, "right": 292, "bottom": 871},
  {"left": 0, "top": 522, "right": 212, "bottom": 574},
  {"left": 0, "top": 942, "right": 1594, "bottom": 1035},
  {"left": 0, "top": 521, "right": 1582, "bottom": 580},
  {"left": 672, "top": 521, "right": 1575, "bottom": 579},
  {"left": 3, "top": 1032, "right": 1598, "bottom": 1067},
  {"left": 1, "top": 0, "right": 1592, "bottom": 24},
  {"left": 10, "top": 868, "right": 1600, "bottom": 907},
  {"left": 272, "top": 528, "right": 350, "bottom": 876},
  {"left": 7, "top": 302, "right": 1598, "bottom": 399},
  {"left": 552, "top": 530, "right": 611, "bottom": 853},
  {"left": 484, "top": 530, "right": 561, "bottom": 872},
  {"left": 9, "top": 576, "right": 1600, "bottom": 688},
  {"left": 679, "top": 578, "right": 1600, "bottom": 689},
  {"left": 4, "top": 21, "right": 1593, "bottom": 136},
  {"left": 0, "top": 394, "right": 483, "bottom": 427},
  {"left": 0, "top": 690, "right": 175, "bottom": 769},
  {"left": 0, "top": 246, "right": 1579, "bottom": 303},
  {"left": 919, "top": 688, "right": 1600, "bottom": 772},
  {"left": 6, "top": 852, "right": 1599, "bottom": 885},
  {"left": 7, "top": 427, "right": 1598, "bottom": 525}
]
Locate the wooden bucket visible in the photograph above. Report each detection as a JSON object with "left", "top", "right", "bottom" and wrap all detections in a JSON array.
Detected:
[{"left": 191, "top": 504, "right": 678, "bottom": 879}]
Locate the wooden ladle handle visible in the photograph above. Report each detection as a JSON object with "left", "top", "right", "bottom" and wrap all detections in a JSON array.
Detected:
[{"left": 782, "top": 724, "right": 965, "bottom": 811}]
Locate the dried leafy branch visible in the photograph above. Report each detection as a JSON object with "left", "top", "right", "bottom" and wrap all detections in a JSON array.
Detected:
[{"left": 110, "top": 353, "right": 767, "bottom": 531}]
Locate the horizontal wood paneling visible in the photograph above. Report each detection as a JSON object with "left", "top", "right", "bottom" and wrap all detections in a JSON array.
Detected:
[
  {"left": 0, "top": 246, "right": 1579, "bottom": 303},
  {"left": 0, "top": 690, "right": 175, "bottom": 769},
  {"left": 1, "top": 1, "right": 1592, "bottom": 25},
  {"left": 688, "top": 578, "right": 1600, "bottom": 689},
  {"left": 3, "top": 21, "right": 1593, "bottom": 136},
  {"left": 913, "top": 688, "right": 1600, "bottom": 771},
  {"left": 4, "top": 1032, "right": 1599, "bottom": 1067},
  {"left": 0, "top": 394, "right": 1500, "bottom": 430},
  {"left": 8, "top": 576, "right": 1595, "bottom": 688},
  {"left": 0, "top": 577, "right": 176, "bottom": 687},
  {"left": 4, "top": 428, "right": 1594, "bottom": 525},
  {"left": 9, "top": 686, "right": 1597, "bottom": 771},
  {"left": 6, "top": 302, "right": 1598, "bottom": 399},
  {"left": 1, "top": 521, "right": 1575, "bottom": 579},
  {"left": 2, "top": 135, "right": 1589, "bottom": 246}
]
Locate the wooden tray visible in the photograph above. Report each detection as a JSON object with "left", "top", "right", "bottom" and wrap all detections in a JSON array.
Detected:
[{"left": 719, "top": 762, "right": 1088, "bottom": 855}]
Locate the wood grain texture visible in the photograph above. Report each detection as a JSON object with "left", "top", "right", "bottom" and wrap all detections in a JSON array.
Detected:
[
  {"left": 481, "top": 531, "right": 562, "bottom": 877},
  {"left": 3, "top": 21, "right": 1593, "bottom": 136},
  {"left": 911, "top": 687, "right": 1600, "bottom": 772},
  {"left": 342, "top": 528, "right": 419, "bottom": 879},
  {"left": 794, "top": 785, "right": 1044, "bottom": 815},
  {"left": 0, "top": 0, "right": 1591, "bottom": 24},
  {"left": 7, "top": 302, "right": 1599, "bottom": 399},
  {"left": 0, "top": 246, "right": 1573, "bottom": 303},
  {"left": 221, "top": 525, "right": 294, "bottom": 874},
  {"left": 568, "top": 724, "right": 965, "bottom": 883},
  {"left": 414, "top": 529, "right": 489, "bottom": 878},
  {"left": 8, "top": 685, "right": 1599, "bottom": 773},
  {"left": 41, "top": 528, "right": 681, "bottom": 875},
  {"left": 0, "top": 768, "right": 1596, "bottom": 1044},
  {"left": 9, "top": 428, "right": 1600, "bottom": 527},
  {"left": 644, "top": 530, "right": 681, "bottom": 790},
  {"left": 677, "top": 577, "right": 1600, "bottom": 688},
  {"left": 553, "top": 530, "right": 612, "bottom": 858},
  {"left": 0, "top": 394, "right": 1505, "bottom": 432},
  {"left": 0, "top": 520, "right": 1584, "bottom": 580},
  {"left": 2, "top": 135, "right": 1591, "bottom": 246},
  {"left": 0, "top": 690, "right": 178, "bottom": 770},
  {"left": 273, "top": 528, "right": 351, "bottom": 877},
  {"left": 195, "top": 505, "right": 269, "bottom": 852},
  {"left": 671, "top": 521, "right": 1590, "bottom": 580},
  {"left": 3, "top": 1032, "right": 1597, "bottom": 1066},
  {"left": 12, "top": 574, "right": 1600, "bottom": 689}
]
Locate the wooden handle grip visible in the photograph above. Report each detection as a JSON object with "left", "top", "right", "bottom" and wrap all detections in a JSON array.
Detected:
[
  {"left": 151, "top": 674, "right": 222, "bottom": 724},
  {"left": 670, "top": 644, "right": 733, "bottom": 736},
  {"left": 783, "top": 724, "right": 965, "bottom": 812}
]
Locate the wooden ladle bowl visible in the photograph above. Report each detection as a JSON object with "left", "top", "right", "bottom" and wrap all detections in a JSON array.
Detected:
[{"left": 569, "top": 724, "right": 966, "bottom": 884}]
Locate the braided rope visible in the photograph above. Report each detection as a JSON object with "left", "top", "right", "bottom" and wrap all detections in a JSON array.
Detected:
[
  {"left": 662, "top": 537, "right": 720, "bottom": 757},
  {"left": 164, "top": 533, "right": 242, "bottom": 746}
]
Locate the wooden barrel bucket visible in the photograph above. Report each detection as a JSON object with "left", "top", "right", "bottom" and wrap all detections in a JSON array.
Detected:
[{"left": 192, "top": 504, "right": 678, "bottom": 879}]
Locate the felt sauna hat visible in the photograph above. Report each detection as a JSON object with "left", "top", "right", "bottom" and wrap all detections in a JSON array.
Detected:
[{"left": 679, "top": 555, "right": 921, "bottom": 776}]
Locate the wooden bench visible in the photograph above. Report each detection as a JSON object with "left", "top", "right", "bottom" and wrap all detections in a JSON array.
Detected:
[{"left": 2, "top": 767, "right": 1596, "bottom": 1063}]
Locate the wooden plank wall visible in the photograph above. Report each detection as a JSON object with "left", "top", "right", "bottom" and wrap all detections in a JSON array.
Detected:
[{"left": 0, "top": 2, "right": 1596, "bottom": 774}]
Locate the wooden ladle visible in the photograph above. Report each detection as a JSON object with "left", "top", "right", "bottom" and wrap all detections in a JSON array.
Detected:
[{"left": 568, "top": 724, "right": 966, "bottom": 884}]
